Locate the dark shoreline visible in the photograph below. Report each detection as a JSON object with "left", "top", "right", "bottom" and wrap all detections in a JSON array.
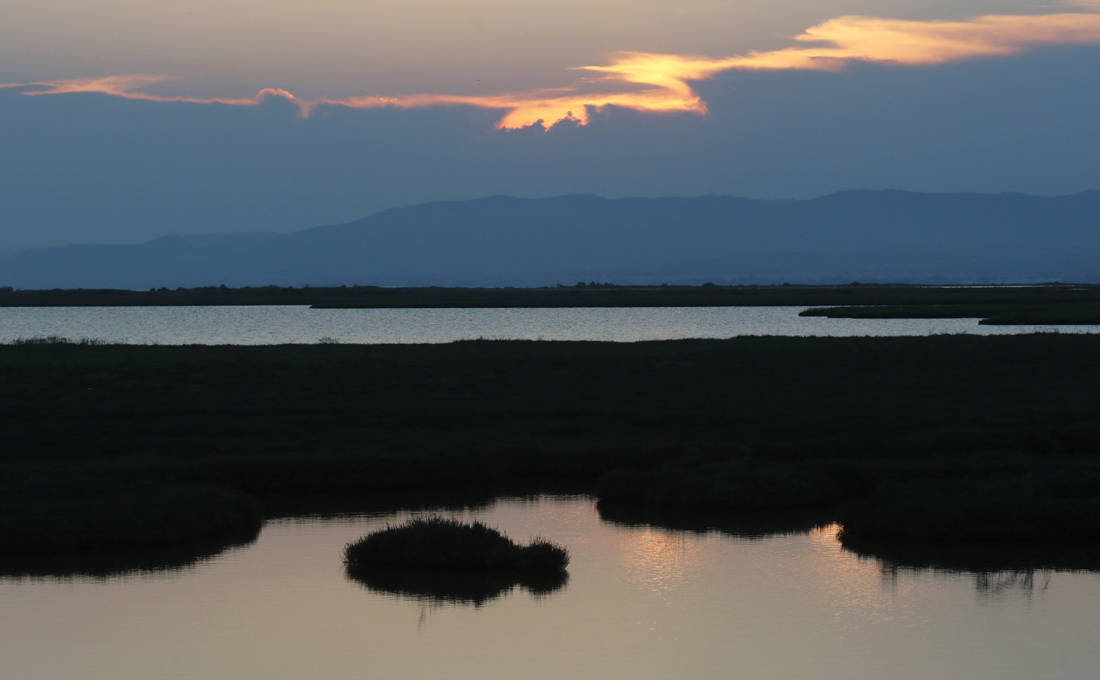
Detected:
[
  {"left": 4, "top": 282, "right": 1100, "bottom": 310},
  {"left": 802, "top": 301, "right": 1100, "bottom": 325},
  {"left": 3, "top": 334, "right": 1100, "bottom": 573}
]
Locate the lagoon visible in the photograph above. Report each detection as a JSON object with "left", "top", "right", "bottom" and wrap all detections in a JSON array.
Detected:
[
  {"left": 2, "top": 305, "right": 1099, "bottom": 344},
  {"left": 2, "top": 497, "right": 1098, "bottom": 679}
]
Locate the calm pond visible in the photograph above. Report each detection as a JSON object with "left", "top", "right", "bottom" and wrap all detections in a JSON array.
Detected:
[
  {"left": 2, "top": 497, "right": 1097, "bottom": 679},
  {"left": 2, "top": 306, "right": 1099, "bottom": 344}
]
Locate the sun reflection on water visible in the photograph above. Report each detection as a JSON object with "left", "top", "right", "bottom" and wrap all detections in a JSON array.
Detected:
[{"left": 618, "top": 527, "right": 699, "bottom": 595}]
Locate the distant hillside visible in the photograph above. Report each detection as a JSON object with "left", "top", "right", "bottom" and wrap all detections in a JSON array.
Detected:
[{"left": 3, "top": 191, "right": 1099, "bottom": 288}]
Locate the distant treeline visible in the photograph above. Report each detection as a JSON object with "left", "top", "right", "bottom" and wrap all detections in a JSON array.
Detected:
[{"left": 4, "top": 282, "right": 1100, "bottom": 309}]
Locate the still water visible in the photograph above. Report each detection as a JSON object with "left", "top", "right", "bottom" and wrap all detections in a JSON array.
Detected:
[
  {"left": 2, "top": 306, "right": 1099, "bottom": 344},
  {"left": 2, "top": 497, "right": 1097, "bottom": 679}
]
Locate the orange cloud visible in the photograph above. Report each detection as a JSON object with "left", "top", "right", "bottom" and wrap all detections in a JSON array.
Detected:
[{"left": 6, "top": 10, "right": 1100, "bottom": 130}]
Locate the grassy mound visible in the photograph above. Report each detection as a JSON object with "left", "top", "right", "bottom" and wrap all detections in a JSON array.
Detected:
[
  {"left": 344, "top": 517, "right": 568, "bottom": 571},
  {"left": 344, "top": 517, "right": 568, "bottom": 604}
]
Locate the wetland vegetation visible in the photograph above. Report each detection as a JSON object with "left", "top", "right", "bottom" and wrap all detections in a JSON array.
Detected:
[
  {"left": 343, "top": 517, "right": 568, "bottom": 604},
  {"left": 3, "top": 332, "right": 1100, "bottom": 572}
]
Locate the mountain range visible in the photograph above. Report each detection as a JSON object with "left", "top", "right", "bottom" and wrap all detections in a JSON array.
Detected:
[{"left": 3, "top": 190, "right": 1099, "bottom": 289}]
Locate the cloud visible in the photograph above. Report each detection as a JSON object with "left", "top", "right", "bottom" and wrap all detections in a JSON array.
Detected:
[
  {"left": 6, "top": 10, "right": 1100, "bottom": 130},
  {"left": 2, "top": 75, "right": 309, "bottom": 114}
]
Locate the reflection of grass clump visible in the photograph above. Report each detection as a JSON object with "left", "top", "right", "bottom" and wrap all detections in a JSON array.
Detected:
[
  {"left": 345, "top": 517, "right": 568, "bottom": 571},
  {"left": 344, "top": 517, "right": 569, "bottom": 605}
]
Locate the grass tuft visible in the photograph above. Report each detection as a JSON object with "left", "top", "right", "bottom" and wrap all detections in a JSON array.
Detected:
[
  {"left": 343, "top": 517, "right": 569, "bottom": 604},
  {"left": 344, "top": 516, "right": 568, "bottom": 571}
]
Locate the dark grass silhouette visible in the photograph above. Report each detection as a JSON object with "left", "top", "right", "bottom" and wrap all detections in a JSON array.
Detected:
[
  {"left": 802, "top": 301, "right": 1100, "bottom": 325},
  {"left": 978, "top": 302, "right": 1100, "bottom": 325},
  {"left": 5, "top": 334, "right": 1100, "bottom": 565},
  {"left": 345, "top": 517, "right": 568, "bottom": 570},
  {"left": 834, "top": 471, "right": 1100, "bottom": 572},
  {"left": 0, "top": 483, "right": 262, "bottom": 552},
  {"left": 595, "top": 460, "right": 859, "bottom": 512},
  {"left": 838, "top": 474, "right": 1100, "bottom": 543},
  {"left": 0, "top": 532, "right": 258, "bottom": 579},
  {"left": 261, "top": 490, "right": 500, "bottom": 521},
  {"left": 595, "top": 500, "right": 832, "bottom": 539},
  {"left": 344, "top": 517, "right": 568, "bottom": 605}
]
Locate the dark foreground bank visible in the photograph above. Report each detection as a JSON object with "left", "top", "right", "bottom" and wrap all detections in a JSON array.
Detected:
[{"left": 3, "top": 335, "right": 1100, "bottom": 570}]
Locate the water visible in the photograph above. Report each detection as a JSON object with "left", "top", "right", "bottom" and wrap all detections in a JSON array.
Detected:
[
  {"left": 1, "top": 306, "right": 1098, "bottom": 344},
  {"left": 2, "top": 497, "right": 1097, "bottom": 679}
]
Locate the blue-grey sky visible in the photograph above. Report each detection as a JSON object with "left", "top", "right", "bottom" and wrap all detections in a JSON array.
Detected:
[{"left": 2, "top": 1, "right": 1100, "bottom": 249}]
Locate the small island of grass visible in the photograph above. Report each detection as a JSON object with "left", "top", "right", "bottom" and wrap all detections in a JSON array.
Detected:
[
  {"left": 344, "top": 517, "right": 569, "bottom": 604},
  {"left": 345, "top": 517, "right": 568, "bottom": 571}
]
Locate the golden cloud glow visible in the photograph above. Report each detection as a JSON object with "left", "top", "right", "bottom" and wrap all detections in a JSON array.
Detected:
[{"left": 6, "top": 10, "right": 1100, "bottom": 130}]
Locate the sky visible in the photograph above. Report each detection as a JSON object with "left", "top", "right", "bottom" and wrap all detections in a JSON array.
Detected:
[{"left": 2, "top": 0, "right": 1100, "bottom": 249}]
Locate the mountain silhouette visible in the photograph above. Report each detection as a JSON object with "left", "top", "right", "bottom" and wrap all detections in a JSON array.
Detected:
[{"left": 3, "top": 191, "right": 1099, "bottom": 288}]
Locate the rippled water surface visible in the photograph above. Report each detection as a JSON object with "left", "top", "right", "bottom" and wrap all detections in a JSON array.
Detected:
[
  {"left": 2, "top": 497, "right": 1098, "bottom": 679},
  {"left": 2, "top": 306, "right": 1098, "bottom": 344}
]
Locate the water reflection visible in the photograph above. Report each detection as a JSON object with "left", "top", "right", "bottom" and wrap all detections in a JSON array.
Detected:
[
  {"left": 3, "top": 305, "right": 1099, "bottom": 345},
  {"left": 842, "top": 536, "right": 1100, "bottom": 574},
  {"left": 860, "top": 541, "right": 1078, "bottom": 605},
  {"left": 598, "top": 499, "right": 1097, "bottom": 604},
  {"left": 883, "top": 566, "right": 1053, "bottom": 601},
  {"left": 3, "top": 497, "right": 1100, "bottom": 680},
  {"left": 974, "top": 570, "right": 1053, "bottom": 601},
  {"left": 617, "top": 528, "right": 695, "bottom": 594},
  {"left": 345, "top": 563, "right": 568, "bottom": 607}
]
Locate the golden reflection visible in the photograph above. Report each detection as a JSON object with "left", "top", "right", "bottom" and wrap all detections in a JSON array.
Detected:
[
  {"left": 618, "top": 527, "right": 699, "bottom": 594},
  {"left": 5, "top": 9, "right": 1100, "bottom": 129}
]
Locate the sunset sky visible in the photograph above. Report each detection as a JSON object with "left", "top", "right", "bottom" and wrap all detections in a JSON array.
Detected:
[{"left": 3, "top": 1, "right": 1100, "bottom": 249}]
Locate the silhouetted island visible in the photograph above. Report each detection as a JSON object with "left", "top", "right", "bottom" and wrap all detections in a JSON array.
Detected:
[{"left": 344, "top": 517, "right": 568, "bottom": 604}]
